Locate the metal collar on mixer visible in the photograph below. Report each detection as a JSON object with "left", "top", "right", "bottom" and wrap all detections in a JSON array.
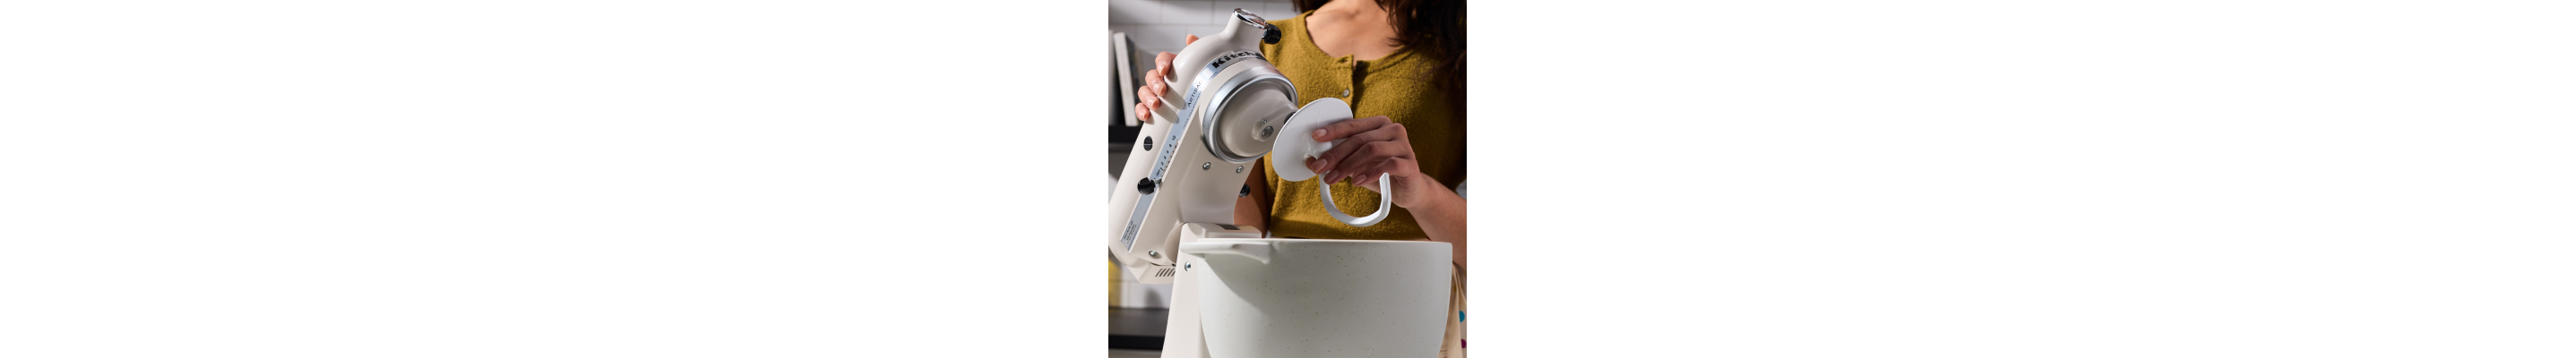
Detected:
[
  {"left": 1187, "top": 51, "right": 1296, "bottom": 164},
  {"left": 1232, "top": 9, "right": 1280, "bottom": 45},
  {"left": 1200, "top": 66, "right": 1294, "bottom": 164}
]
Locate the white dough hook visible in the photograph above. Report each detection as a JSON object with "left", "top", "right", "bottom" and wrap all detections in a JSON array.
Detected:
[
  {"left": 1319, "top": 173, "right": 1393, "bottom": 226},
  {"left": 1272, "top": 98, "right": 1392, "bottom": 227}
]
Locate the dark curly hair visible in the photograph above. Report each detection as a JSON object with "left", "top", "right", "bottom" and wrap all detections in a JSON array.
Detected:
[{"left": 1292, "top": 0, "right": 1464, "bottom": 112}]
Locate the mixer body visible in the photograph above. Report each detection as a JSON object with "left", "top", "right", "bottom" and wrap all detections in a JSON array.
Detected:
[{"left": 1107, "top": 8, "right": 1295, "bottom": 286}]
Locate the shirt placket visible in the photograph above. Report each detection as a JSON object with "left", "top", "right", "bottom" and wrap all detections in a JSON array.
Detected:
[{"left": 1342, "top": 56, "right": 1364, "bottom": 105}]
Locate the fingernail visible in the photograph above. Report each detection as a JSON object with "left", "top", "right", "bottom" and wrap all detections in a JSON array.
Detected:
[
  {"left": 1312, "top": 129, "right": 1327, "bottom": 140},
  {"left": 1315, "top": 159, "right": 1331, "bottom": 172}
]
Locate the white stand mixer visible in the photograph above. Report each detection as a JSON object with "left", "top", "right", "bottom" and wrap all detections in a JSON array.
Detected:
[{"left": 1108, "top": 9, "right": 1451, "bottom": 358}]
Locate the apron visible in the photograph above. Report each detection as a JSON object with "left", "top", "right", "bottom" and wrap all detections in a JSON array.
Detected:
[{"left": 1442, "top": 262, "right": 1466, "bottom": 358}]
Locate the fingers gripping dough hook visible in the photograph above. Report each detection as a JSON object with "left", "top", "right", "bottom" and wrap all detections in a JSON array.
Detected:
[{"left": 1272, "top": 98, "right": 1392, "bottom": 227}]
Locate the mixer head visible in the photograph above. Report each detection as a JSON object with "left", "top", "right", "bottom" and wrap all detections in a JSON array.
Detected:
[
  {"left": 1197, "top": 60, "right": 1297, "bottom": 164},
  {"left": 1189, "top": 8, "right": 1297, "bottom": 164}
]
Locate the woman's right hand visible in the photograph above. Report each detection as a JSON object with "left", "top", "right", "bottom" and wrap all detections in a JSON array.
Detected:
[{"left": 1133, "top": 35, "right": 1198, "bottom": 124}]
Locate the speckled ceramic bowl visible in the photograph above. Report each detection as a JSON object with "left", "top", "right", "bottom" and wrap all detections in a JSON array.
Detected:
[{"left": 1180, "top": 238, "right": 1450, "bottom": 358}]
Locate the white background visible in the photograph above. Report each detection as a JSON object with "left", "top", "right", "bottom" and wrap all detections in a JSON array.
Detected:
[{"left": 6, "top": 0, "right": 2574, "bottom": 356}]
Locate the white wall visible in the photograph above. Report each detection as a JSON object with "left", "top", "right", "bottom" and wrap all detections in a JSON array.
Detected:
[{"left": 1110, "top": 0, "right": 1300, "bottom": 56}]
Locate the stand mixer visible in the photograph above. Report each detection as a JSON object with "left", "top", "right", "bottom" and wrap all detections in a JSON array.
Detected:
[{"left": 1108, "top": 9, "right": 1452, "bottom": 358}]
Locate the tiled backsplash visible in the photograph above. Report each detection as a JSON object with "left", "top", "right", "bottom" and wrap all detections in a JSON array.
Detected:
[{"left": 1110, "top": 0, "right": 1301, "bottom": 56}]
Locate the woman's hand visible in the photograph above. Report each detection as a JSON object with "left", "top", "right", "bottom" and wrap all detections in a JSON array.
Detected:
[
  {"left": 1305, "top": 115, "right": 1452, "bottom": 209},
  {"left": 1132, "top": 35, "right": 1199, "bottom": 124}
]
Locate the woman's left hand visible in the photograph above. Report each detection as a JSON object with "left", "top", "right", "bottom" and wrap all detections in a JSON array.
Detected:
[{"left": 1305, "top": 115, "right": 1447, "bottom": 209}]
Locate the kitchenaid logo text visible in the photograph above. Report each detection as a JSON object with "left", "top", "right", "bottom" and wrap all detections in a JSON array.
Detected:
[{"left": 1207, "top": 51, "right": 1260, "bottom": 70}]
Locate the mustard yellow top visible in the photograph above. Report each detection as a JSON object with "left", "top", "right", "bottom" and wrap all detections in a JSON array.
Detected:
[{"left": 1258, "top": 13, "right": 1465, "bottom": 240}]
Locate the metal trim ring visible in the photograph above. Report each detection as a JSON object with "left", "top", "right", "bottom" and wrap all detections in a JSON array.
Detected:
[
  {"left": 1200, "top": 64, "right": 1295, "bottom": 164},
  {"left": 1233, "top": 8, "right": 1272, "bottom": 30}
]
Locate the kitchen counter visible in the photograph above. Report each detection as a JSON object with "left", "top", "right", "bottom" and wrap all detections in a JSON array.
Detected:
[{"left": 1109, "top": 307, "right": 1167, "bottom": 350}]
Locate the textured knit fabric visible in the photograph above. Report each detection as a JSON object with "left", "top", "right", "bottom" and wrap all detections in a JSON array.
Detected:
[{"left": 1258, "top": 12, "right": 1467, "bottom": 241}]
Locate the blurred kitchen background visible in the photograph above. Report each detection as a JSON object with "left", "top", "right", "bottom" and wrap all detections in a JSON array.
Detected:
[{"left": 1108, "top": 1, "right": 1302, "bottom": 355}]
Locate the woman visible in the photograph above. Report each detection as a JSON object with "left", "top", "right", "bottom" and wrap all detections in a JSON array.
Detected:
[{"left": 1132, "top": 0, "right": 1466, "bottom": 355}]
